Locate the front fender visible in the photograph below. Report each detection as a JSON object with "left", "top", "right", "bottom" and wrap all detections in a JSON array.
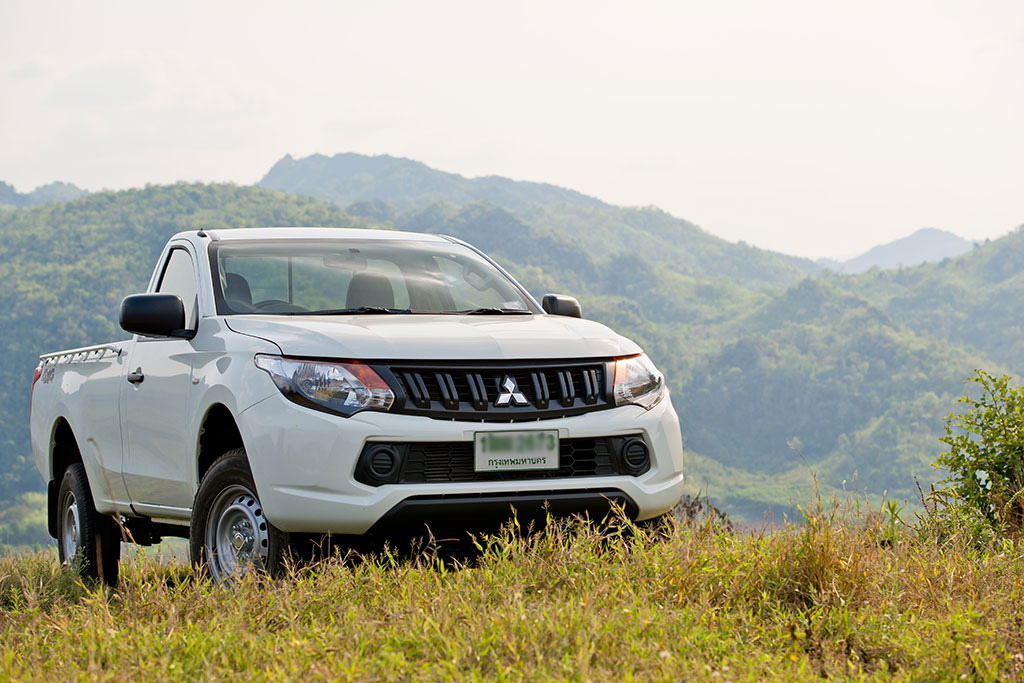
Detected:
[{"left": 185, "top": 324, "right": 280, "bottom": 489}]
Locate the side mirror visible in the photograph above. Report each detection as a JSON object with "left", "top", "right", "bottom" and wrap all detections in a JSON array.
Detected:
[
  {"left": 120, "top": 294, "right": 191, "bottom": 338},
  {"left": 542, "top": 294, "right": 582, "bottom": 318}
]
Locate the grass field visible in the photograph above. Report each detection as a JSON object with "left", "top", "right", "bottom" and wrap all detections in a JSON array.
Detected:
[{"left": 0, "top": 501, "right": 1021, "bottom": 681}]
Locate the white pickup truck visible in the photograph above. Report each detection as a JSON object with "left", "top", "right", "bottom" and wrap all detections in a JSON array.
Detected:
[{"left": 30, "top": 228, "right": 684, "bottom": 583}]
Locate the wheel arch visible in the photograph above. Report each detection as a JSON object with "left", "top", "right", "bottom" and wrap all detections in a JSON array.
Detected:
[
  {"left": 197, "top": 403, "right": 246, "bottom": 486},
  {"left": 48, "top": 417, "right": 83, "bottom": 539}
]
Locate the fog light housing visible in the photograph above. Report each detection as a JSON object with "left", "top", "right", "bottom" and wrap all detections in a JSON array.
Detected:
[
  {"left": 369, "top": 446, "right": 399, "bottom": 479},
  {"left": 619, "top": 437, "right": 651, "bottom": 475},
  {"left": 356, "top": 444, "right": 403, "bottom": 485}
]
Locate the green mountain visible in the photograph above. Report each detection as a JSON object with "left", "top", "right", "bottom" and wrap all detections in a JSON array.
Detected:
[
  {"left": 832, "top": 227, "right": 1024, "bottom": 374},
  {"left": 515, "top": 203, "right": 821, "bottom": 288},
  {"left": 819, "top": 227, "right": 974, "bottom": 274},
  {"left": 680, "top": 279, "right": 992, "bottom": 517},
  {"left": 262, "top": 153, "right": 821, "bottom": 290},
  {"left": 0, "top": 181, "right": 87, "bottom": 208},
  {"left": 260, "top": 153, "right": 607, "bottom": 213}
]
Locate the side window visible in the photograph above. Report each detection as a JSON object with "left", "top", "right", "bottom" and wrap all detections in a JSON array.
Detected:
[{"left": 158, "top": 248, "right": 198, "bottom": 329}]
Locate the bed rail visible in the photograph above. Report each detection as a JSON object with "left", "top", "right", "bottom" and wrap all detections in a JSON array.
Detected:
[{"left": 39, "top": 344, "right": 123, "bottom": 365}]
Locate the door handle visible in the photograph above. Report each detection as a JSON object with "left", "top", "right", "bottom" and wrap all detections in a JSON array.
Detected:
[{"left": 127, "top": 368, "right": 145, "bottom": 384}]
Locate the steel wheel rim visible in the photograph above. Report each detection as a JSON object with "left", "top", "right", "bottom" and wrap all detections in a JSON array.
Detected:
[
  {"left": 60, "top": 489, "right": 81, "bottom": 563},
  {"left": 206, "top": 484, "right": 269, "bottom": 583}
]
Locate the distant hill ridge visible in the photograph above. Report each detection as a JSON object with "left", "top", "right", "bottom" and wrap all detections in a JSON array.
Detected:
[
  {"left": 0, "top": 180, "right": 87, "bottom": 208},
  {"left": 259, "top": 153, "right": 607, "bottom": 213},
  {"left": 819, "top": 227, "right": 973, "bottom": 273},
  {"left": 259, "top": 152, "right": 821, "bottom": 289}
]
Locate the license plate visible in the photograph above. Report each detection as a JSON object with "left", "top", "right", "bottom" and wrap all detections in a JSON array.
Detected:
[{"left": 474, "top": 430, "right": 560, "bottom": 472}]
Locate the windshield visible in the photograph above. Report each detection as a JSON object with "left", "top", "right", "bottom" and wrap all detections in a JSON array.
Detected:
[{"left": 209, "top": 239, "right": 536, "bottom": 315}]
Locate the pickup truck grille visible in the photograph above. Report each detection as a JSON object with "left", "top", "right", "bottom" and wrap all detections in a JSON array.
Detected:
[
  {"left": 354, "top": 435, "right": 650, "bottom": 486},
  {"left": 373, "top": 359, "right": 613, "bottom": 421}
]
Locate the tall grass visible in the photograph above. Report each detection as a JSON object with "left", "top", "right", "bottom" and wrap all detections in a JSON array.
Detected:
[{"left": 1, "top": 501, "right": 1022, "bottom": 680}]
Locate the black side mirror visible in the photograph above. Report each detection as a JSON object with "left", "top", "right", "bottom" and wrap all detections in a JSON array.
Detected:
[
  {"left": 542, "top": 294, "right": 582, "bottom": 318},
  {"left": 120, "top": 294, "right": 191, "bottom": 338}
]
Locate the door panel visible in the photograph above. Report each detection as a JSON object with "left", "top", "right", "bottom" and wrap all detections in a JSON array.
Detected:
[
  {"left": 121, "top": 245, "right": 200, "bottom": 509},
  {"left": 121, "top": 337, "right": 196, "bottom": 508}
]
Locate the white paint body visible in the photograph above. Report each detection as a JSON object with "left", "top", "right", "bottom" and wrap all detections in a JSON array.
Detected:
[{"left": 30, "top": 228, "right": 685, "bottom": 533}]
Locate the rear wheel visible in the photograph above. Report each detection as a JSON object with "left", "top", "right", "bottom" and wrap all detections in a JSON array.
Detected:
[
  {"left": 190, "top": 449, "right": 288, "bottom": 583},
  {"left": 57, "top": 463, "right": 121, "bottom": 585}
]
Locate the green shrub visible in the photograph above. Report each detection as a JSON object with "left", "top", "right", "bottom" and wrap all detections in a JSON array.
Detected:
[{"left": 934, "top": 369, "right": 1024, "bottom": 533}]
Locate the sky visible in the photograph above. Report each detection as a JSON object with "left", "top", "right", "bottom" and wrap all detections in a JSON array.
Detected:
[{"left": 1, "top": 1, "right": 1022, "bottom": 259}]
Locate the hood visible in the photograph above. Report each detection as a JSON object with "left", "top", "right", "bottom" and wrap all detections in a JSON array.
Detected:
[{"left": 224, "top": 314, "right": 641, "bottom": 360}]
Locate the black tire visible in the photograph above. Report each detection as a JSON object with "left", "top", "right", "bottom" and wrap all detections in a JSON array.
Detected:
[
  {"left": 190, "top": 448, "right": 288, "bottom": 583},
  {"left": 56, "top": 463, "right": 121, "bottom": 585}
]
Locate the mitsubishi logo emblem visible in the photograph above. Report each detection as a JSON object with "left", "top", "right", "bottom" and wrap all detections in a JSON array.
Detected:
[{"left": 495, "top": 375, "right": 528, "bottom": 407}]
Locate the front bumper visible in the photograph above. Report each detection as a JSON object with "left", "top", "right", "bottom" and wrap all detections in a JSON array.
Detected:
[
  {"left": 237, "top": 392, "right": 685, "bottom": 534},
  {"left": 365, "top": 488, "right": 639, "bottom": 538}
]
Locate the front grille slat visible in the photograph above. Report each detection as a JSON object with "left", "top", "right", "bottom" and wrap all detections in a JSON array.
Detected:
[
  {"left": 557, "top": 370, "right": 575, "bottom": 407},
  {"left": 466, "top": 372, "right": 488, "bottom": 411},
  {"left": 532, "top": 371, "right": 550, "bottom": 409},
  {"left": 434, "top": 373, "right": 450, "bottom": 406},
  {"left": 384, "top": 360, "right": 610, "bottom": 422},
  {"left": 433, "top": 372, "right": 459, "bottom": 410},
  {"left": 584, "top": 368, "right": 600, "bottom": 404}
]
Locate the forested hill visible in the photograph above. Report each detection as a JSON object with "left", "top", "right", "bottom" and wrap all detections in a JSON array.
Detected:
[
  {"left": 259, "top": 153, "right": 607, "bottom": 213},
  {"left": 834, "top": 226, "right": 1024, "bottom": 374},
  {"left": 0, "top": 181, "right": 87, "bottom": 208},
  {"left": 261, "top": 153, "right": 822, "bottom": 290},
  {"left": 818, "top": 228, "right": 974, "bottom": 273},
  {"left": 0, "top": 181, "right": 1018, "bottom": 544},
  {"left": 386, "top": 201, "right": 818, "bottom": 291}
]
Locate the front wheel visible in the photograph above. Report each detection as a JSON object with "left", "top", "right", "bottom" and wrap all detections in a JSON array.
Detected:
[
  {"left": 190, "top": 449, "right": 288, "bottom": 583},
  {"left": 57, "top": 463, "right": 121, "bottom": 585}
]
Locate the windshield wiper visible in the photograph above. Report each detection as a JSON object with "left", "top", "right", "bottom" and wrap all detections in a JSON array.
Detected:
[
  {"left": 460, "top": 307, "right": 533, "bottom": 315},
  {"left": 303, "top": 306, "right": 413, "bottom": 315},
  {"left": 276, "top": 306, "right": 530, "bottom": 316}
]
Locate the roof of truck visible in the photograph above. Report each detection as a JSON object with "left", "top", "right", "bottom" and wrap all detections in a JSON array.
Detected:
[{"left": 183, "top": 227, "right": 451, "bottom": 243}]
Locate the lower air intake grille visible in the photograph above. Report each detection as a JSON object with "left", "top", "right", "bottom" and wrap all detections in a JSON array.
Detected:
[{"left": 355, "top": 435, "right": 650, "bottom": 486}]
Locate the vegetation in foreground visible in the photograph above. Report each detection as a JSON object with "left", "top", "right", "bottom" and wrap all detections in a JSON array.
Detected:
[{"left": 1, "top": 499, "right": 1022, "bottom": 681}]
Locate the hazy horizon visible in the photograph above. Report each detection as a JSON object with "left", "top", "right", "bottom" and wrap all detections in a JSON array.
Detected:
[{"left": 2, "top": 0, "right": 1021, "bottom": 259}]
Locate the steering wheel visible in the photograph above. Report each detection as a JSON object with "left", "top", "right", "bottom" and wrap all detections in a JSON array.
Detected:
[
  {"left": 226, "top": 298, "right": 259, "bottom": 313},
  {"left": 254, "top": 300, "right": 309, "bottom": 313}
]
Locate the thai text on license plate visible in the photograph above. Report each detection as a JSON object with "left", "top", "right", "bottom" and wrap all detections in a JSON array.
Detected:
[{"left": 474, "top": 430, "right": 559, "bottom": 472}]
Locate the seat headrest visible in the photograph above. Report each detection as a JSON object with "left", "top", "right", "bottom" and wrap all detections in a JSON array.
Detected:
[
  {"left": 346, "top": 272, "right": 395, "bottom": 310},
  {"left": 224, "top": 273, "right": 253, "bottom": 306}
]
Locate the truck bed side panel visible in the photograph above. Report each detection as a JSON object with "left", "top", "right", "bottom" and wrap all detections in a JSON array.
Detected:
[{"left": 31, "top": 342, "right": 132, "bottom": 514}]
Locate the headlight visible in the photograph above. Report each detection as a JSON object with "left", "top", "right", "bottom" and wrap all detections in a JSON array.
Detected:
[
  {"left": 613, "top": 354, "right": 665, "bottom": 410},
  {"left": 255, "top": 354, "right": 394, "bottom": 417}
]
